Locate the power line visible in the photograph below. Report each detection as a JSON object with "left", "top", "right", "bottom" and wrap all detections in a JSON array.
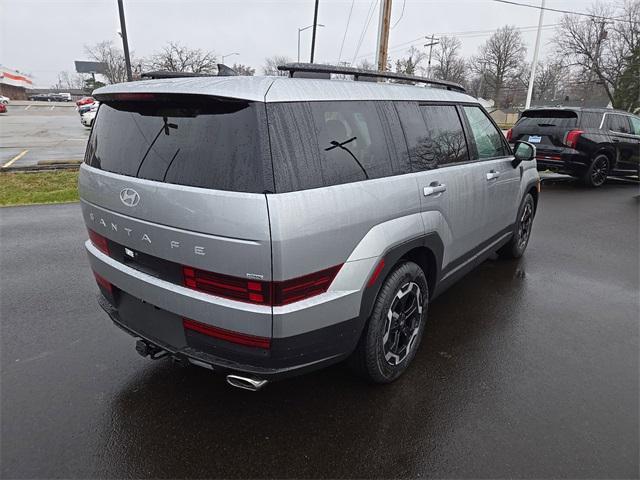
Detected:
[
  {"left": 390, "top": 0, "right": 406, "bottom": 30},
  {"left": 338, "top": 0, "right": 356, "bottom": 63},
  {"left": 355, "top": 23, "right": 560, "bottom": 60},
  {"left": 351, "top": 0, "right": 379, "bottom": 65},
  {"left": 490, "top": 0, "right": 638, "bottom": 23}
]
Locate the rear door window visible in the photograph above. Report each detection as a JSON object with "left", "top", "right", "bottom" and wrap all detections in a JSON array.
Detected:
[
  {"left": 462, "top": 106, "right": 508, "bottom": 159},
  {"left": 85, "top": 97, "right": 273, "bottom": 193},
  {"left": 605, "top": 114, "right": 632, "bottom": 134},
  {"left": 268, "top": 101, "right": 407, "bottom": 192},
  {"left": 396, "top": 102, "right": 468, "bottom": 170}
]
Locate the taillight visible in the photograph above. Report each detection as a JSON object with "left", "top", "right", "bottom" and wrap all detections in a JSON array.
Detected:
[
  {"left": 565, "top": 129, "right": 583, "bottom": 149},
  {"left": 183, "top": 267, "right": 271, "bottom": 305},
  {"left": 506, "top": 128, "right": 513, "bottom": 142},
  {"left": 183, "top": 318, "right": 270, "bottom": 349},
  {"left": 272, "top": 265, "right": 342, "bottom": 306},
  {"left": 93, "top": 271, "right": 113, "bottom": 294},
  {"left": 182, "top": 264, "right": 342, "bottom": 306},
  {"left": 88, "top": 229, "right": 109, "bottom": 255}
]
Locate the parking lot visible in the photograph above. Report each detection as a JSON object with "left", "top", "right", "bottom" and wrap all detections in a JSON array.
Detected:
[
  {"left": 1, "top": 179, "right": 638, "bottom": 478},
  {"left": 0, "top": 103, "right": 89, "bottom": 168}
]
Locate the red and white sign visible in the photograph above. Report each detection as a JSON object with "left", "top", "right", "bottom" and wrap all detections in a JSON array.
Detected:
[{"left": 0, "top": 67, "right": 33, "bottom": 89}]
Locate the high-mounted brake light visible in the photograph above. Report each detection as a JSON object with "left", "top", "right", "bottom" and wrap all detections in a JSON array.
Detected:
[
  {"left": 111, "top": 93, "right": 156, "bottom": 101},
  {"left": 183, "top": 318, "right": 271, "bottom": 349},
  {"left": 565, "top": 129, "right": 583, "bottom": 149},
  {"left": 506, "top": 128, "right": 513, "bottom": 142},
  {"left": 88, "top": 229, "right": 109, "bottom": 255},
  {"left": 182, "top": 264, "right": 342, "bottom": 306}
]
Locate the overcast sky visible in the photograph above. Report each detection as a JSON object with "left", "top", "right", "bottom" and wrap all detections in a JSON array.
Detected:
[{"left": 1, "top": 0, "right": 621, "bottom": 87}]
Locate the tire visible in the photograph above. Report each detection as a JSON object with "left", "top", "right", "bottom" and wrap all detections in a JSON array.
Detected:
[
  {"left": 349, "top": 261, "right": 429, "bottom": 383},
  {"left": 582, "top": 153, "right": 609, "bottom": 187},
  {"left": 498, "top": 193, "right": 535, "bottom": 259}
]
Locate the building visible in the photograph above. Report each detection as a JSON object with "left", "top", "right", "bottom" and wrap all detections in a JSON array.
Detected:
[{"left": 0, "top": 66, "right": 34, "bottom": 100}]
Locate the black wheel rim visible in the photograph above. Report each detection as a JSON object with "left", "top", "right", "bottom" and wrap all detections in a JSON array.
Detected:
[
  {"left": 382, "top": 282, "right": 423, "bottom": 365},
  {"left": 517, "top": 202, "right": 533, "bottom": 251},
  {"left": 591, "top": 157, "right": 608, "bottom": 186}
]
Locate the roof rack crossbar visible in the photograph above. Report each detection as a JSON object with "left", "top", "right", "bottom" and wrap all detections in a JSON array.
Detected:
[
  {"left": 141, "top": 64, "right": 238, "bottom": 80},
  {"left": 277, "top": 63, "right": 466, "bottom": 93}
]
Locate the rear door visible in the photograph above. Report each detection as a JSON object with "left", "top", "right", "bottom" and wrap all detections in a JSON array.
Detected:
[
  {"left": 79, "top": 95, "right": 274, "bottom": 335},
  {"left": 603, "top": 113, "right": 640, "bottom": 174},
  {"left": 461, "top": 105, "right": 520, "bottom": 238},
  {"left": 395, "top": 102, "right": 490, "bottom": 266}
]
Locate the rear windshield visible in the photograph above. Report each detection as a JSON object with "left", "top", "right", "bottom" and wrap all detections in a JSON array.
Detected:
[
  {"left": 85, "top": 97, "right": 273, "bottom": 193},
  {"left": 516, "top": 110, "right": 578, "bottom": 129}
]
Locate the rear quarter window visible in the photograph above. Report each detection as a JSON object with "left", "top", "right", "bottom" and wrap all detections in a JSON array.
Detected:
[
  {"left": 85, "top": 98, "right": 273, "bottom": 193},
  {"left": 268, "top": 101, "right": 409, "bottom": 192}
]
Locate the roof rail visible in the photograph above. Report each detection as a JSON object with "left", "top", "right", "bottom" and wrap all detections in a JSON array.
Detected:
[
  {"left": 277, "top": 63, "right": 466, "bottom": 93},
  {"left": 141, "top": 64, "right": 238, "bottom": 80}
]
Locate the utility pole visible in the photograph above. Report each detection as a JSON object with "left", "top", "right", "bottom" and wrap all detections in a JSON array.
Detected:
[
  {"left": 424, "top": 34, "right": 440, "bottom": 79},
  {"left": 525, "top": 0, "right": 545, "bottom": 109},
  {"left": 375, "top": 0, "right": 393, "bottom": 71},
  {"left": 310, "top": 0, "right": 320, "bottom": 63},
  {"left": 117, "top": 0, "right": 133, "bottom": 81}
]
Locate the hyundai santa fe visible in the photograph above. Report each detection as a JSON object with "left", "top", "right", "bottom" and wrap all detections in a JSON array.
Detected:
[{"left": 80, "top": 64, "right": 540, "bottom": 390}]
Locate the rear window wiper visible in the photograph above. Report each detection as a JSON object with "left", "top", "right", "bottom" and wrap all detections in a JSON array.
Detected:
[{"left": 325, "top": 136, "right": 369, "bottom": 180}]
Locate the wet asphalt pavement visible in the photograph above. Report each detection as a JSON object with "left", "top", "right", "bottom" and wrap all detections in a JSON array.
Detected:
[{"left": 1, "top": 180, "right": 638, "bottom": 478}]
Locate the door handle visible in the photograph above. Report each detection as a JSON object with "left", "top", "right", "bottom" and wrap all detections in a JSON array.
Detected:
[
  {"left": 423, "top": 184, "right": 446, "bottom": 196},
  {"left": 612, "top": 138, "right": 620, "bottom": 143},
  {"left": 486, "top": 170, "right": 501, "bottom": 180}
]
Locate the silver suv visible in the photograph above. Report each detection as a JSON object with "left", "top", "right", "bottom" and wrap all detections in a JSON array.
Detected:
[{"left": 80, "top": 64, "right": 539, "bottom": 390}]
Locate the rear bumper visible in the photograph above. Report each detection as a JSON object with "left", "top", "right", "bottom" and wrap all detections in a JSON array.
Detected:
[
  {"left": 534, "top": 149, "right": 589, "bottom": 174},
  {"left": 87, "top": 241, "right": 364, "bottom": 380}
]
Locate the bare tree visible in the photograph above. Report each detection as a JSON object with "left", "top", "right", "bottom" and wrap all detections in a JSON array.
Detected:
[
  {"left": 262, "top": 56, "right": 291, "bottom": 76},
  {"left": 232, "top": 64, "right": 255, "bottom": 76},
  {"left": 474, "top": 25, "right": 527, "bottom": 107},
  {"left": 145, "top": 42, "right": 217, "bottom": 74},
  {"left": 52, "top": 71, "right": 85, "bottom": 90},
  {"left": 85, "top": 41, "right": 129, "bottom": 84},
  {"left": 432, "top": 36, "right": 467, "bottom": 85},
  {"left": 554, "top": 0, "right": 640, "bottom": 110}
]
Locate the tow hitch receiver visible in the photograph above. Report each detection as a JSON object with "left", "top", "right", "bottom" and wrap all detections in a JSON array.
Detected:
[{"left": 135, "top": 339, "right": 169, "bottom": 360}]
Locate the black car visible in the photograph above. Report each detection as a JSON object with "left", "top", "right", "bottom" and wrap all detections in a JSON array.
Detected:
[{"left": 508, "top": 107, "right": 640, "bottom": 187}]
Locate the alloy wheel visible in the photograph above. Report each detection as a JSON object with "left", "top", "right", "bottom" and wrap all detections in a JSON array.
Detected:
[{"left": 382, "top": 282, "right": 423, "bottom": 365}]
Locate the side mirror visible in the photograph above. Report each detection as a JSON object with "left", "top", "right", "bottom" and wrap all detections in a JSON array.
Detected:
[{"left": 512, "top": 140, "right": 536, "bottom": 168}]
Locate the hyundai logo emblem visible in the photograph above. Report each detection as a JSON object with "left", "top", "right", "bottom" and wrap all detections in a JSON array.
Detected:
[{"left": 119, "top": 188, "right": 140, "bottom": 207}]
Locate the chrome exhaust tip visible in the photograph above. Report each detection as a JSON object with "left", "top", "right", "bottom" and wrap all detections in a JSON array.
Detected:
[{"left": 226, "top": 374, "right": 268, "bottom": 391}]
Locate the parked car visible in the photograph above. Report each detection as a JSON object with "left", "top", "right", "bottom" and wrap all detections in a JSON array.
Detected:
[
  {"left": 507, "top": 107, "right": 640, "bottom": 186},
  {"left": 79, "top": 100, "right": 99, "bottom": 116},
  {"left": 81, "top": 103, "right": 98, "bottom": 128},
  {"left": 0, "top": 95, "right": 10, "bottom": 105},
  {"left": 50, "top": 92, "right": 72, "bottom": 102},
  {"left": 76, "top": 96, "right": 95, "bottom": 107},
  {"left": 0, "top": 103, "right": 7, "bottom": 114},
  {"left": 28, "top": 93, "right": 52, "bottom": 101},
  {"left": 80, "top": 66, "right": 539, "bottom": 390}
]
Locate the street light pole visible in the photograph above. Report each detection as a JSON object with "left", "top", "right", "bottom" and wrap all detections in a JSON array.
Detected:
[
  {"left": 221, "top": 52, "right": 239, "bottom": 64},
  {"left": 525, "top": 0, "right": 545, "bottom": 109},
  {"left": 117, "top": 0, "right": 133, "bottom": 81},
  {"left": 298, "top": 24, "right": 325, "bottom": 63}
]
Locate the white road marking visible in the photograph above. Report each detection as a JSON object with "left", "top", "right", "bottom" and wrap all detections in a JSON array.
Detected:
[
  {"left": 49, "top": 106, "right": 55, "bottom": 110},
  {"left": 2, "top": 149, "right": 29, "bottom": 168},
  {"left": 24, "top": 105, "right": 30, "bottom": 110}
]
